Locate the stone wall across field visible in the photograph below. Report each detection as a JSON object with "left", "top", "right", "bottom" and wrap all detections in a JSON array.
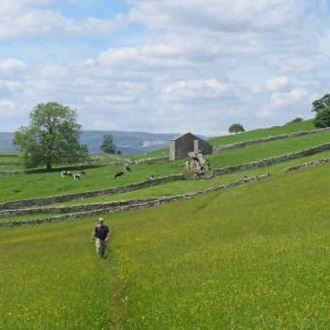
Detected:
[
  {"left": 213, "top": 128, "right": 330, "bottom": 152},
  {"left": 0, "top": 174, "right": 270, "bottom": 227},
  {"left": 0, "top": 174, "right": 184, "bottom": 211},
  {"left": 2, "top": 140, "right": 330, "bottom": 227},
  {"left": 133, "top": 156, "right": 169, "bottom": 164},
  {"left": 284, "top": 158, "right": 330, "bottom": 172},
  {"left": 212, "top": 142, "right": 330, "bottom": 176},
  {"left": 0, "top": 163, "right": 107, "bottom": 177}
]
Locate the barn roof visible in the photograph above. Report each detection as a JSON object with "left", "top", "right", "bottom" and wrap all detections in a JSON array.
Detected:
[{"left": 170, "top": 132, "right": 202, "bottom": 141}]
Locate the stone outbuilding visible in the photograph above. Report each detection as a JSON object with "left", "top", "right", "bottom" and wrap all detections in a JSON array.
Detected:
[{"left": 169, "top": 132, "right": 213, "bottom": 161}]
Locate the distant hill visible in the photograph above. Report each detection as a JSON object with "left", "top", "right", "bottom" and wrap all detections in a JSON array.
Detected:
[
  {"left": 81, "top": 130, "right": 181, "bottom": 154},
  {"left": 0, "top": 132, "right": 15, "bottom": 152},
  {"left": 0, "top": 131, "right": 182, "bottom": 154}
]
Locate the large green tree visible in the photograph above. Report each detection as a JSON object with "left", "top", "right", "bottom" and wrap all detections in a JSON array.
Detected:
[
  {"left": 228, "top": 123, "right": 245, "bottom": 134},
  {"left": 13, "top": 102, "right": 88, "bottom": 170},
  {"left": 312, "top": 93, "right": 330, "bottom": 113},
  {"left": 313, "top": 105, "right": 330, "bottom": 128},
  {"left": 100, "top": 133, "right": 116, "bottom": 154},
  {"left": 312, "top": 93, "right": 330, "bottom": 128}
]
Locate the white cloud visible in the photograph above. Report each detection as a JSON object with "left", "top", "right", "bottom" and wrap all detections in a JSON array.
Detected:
[
  {"left": 279, "top": 57, "right": 319, "bottom": 74},
  {"left": 260, "top": 88, "right": 308, "bottom": 117},
  {"left": 0, "top": 80, "right": 24, "bottom": 92},
  {"left": 0, "top": 99, "right": 18, "bottom": 115},
  {"left": 265, "top": 76, "right": 289, "bottom": 92},
  {"left": 0, "top": 58, "right": 25, "bottom": 73},
  {"left": 317, "top": 29, "right": 330, "bottom": 58},
  {"left": 0, "top": 1, "right": 121, "bottom": 38},
  {"left": 0, "top": 0, "right": 328, "bottom": 136},
  {"left": 161, "top": 79, "right": 230, "bottom": 102},
  {"left": 271, "top": 88, "right": 308, "bottom": 106},
  {"left": 128, "top": 0, "right": 303, "bottom": 32}
]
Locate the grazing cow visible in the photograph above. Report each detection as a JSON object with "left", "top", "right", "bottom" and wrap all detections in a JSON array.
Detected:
[
  {"left": 73, "top": 170, "right": 86, "bottom": 180},
  {"left": 74, "top": 173, "right": 82, "bottom": 180},
  {"left": 124, "top": 164, "right": 132, "bottom": 172},
  {"left": 114, "top": 171, "right": 124, "bottom": 179},
  {"left": 61, "top": 170, "right": 72, "bottom": 178}
]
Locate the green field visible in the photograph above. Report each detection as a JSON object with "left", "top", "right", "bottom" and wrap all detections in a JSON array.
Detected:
[{"left": 1, "top": 122, "right": 330, "bottom": 329}]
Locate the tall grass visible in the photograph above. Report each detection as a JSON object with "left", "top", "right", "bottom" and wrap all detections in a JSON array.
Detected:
[
  {"left": 2, "top": 121, "right": 330, "bottom": 329},
  {"left": 2, "top": 164, "right": 330, "bottom": 328},
  {"left": 0, "top": 220, "right": 115, "bottom": 330},
  {"left": 109, "top": 165, "right": 330, "bottom": 329}
]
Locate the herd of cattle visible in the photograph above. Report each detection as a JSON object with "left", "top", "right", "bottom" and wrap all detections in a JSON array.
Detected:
[
  {"left": 60, "top": 152, "right": 210, "bottom": 181},
  {"left": 60, "top": 163, "right": 134, "bottom": 181},
  {"left": 60, "top": 170, "right": 86, "bottom": 180}
]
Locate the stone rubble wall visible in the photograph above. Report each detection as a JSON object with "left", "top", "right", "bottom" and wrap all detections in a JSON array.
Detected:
[
  {"left": 133, "top": 156, "right": 169, "bottom": 164},
  {"left": 0, "top": 174, "right": 184, "bottom": 211},
  {"left": 212, "top": 142, "right": 330, "bottom": 176},
  {"left": 213, "top": 128, "right": 330, "bottom": 152},
  {"left": 284, "top": 158, "right": 330, "bottom": 172},
  {"left": 2, "top": 140, "right": 330, "bottom": 227},
  {"left": 0, "top": 163, "right": 107, "bottom": 177},
  {"left": 0, "top": 174, "right": 270, "bottom": 227}
]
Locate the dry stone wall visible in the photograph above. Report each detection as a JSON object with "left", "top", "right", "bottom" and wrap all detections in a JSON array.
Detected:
[
  {"left": 0, "top": 174, "right": 270, "bottom": 227},
  {"left": 212, "top": 142, "right": 330, "bottom": 176},
  {"left": 284, "top": 158, "right": 330, "bottom": 172},
  {"left": 0, "top": 174, "right": 184, "bottom": 211},
  {"left": 3, "top": 139, "right": 330, "bottom": 227},
  {"left": 213, "top": 128, "right": 330, "bottom": 152}
]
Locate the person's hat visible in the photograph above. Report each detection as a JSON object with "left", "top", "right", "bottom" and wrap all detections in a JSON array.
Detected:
[{"left": 98, "top": 217, "right": 104, "bottom": 222}]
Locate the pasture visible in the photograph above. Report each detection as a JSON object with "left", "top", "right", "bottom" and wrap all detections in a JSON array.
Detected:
[
  {"left": 1, "top": 122, "right": 330, "bottom": 329},
  {"left": 2, "top": 128, "right": 330, "bottom": 205},
  {"left": 2, "top": 166, "right": 330, "bottom": 329},
  {"left": 207, "top": 118, "right": 316, "bottom": 145}
]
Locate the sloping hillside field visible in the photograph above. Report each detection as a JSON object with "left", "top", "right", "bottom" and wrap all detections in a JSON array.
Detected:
[{"left": 1, "top": 122, "right": 330, "bottom": 329}]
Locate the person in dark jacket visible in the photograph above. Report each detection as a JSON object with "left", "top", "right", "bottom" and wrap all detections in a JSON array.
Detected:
[{"left": 91, "top": 217, "right": 110, "bottom": 258}]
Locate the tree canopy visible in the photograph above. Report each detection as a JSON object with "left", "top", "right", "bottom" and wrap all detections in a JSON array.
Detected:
[
  {"left": 312, "top": 94, "right": 330, "bottom": 112},
  {"left": 312, "top": 93, "right": 330, "bottom": 113},
  {"left": 228, "top": 123, "right": 245, "bottom": 134},
  {"left": 13, "top": 102, "right": 88, "bottom": 170},
  {"left": 313, "top": 105, "right": 330, "bottom": 128},
  {"left": 312, "top": 93, "right": 330, "bottom": 129},
  {"left": 100, "top": 133, "right": 117, "bottom": 154}
]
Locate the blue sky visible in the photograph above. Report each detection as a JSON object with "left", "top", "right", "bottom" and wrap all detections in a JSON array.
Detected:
[{"left": 0, "top": 0, "right": 330, "bottom": 136}]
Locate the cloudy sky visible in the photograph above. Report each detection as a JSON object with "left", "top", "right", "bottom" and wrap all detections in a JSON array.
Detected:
[{"left": 0, "top": 0, "right": 329, "bottom": 136}]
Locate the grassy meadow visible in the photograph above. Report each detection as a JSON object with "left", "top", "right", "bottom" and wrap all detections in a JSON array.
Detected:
[
  {"left": 2, "top": 166, "right": 330, "bottom": 329},
  {"left": 2, "top": 127, "right": 330, "bottom": 204},
  {"left": 207, "top": 119, "right": 316, "bottom": 145},
  {"left": 2, "top": 122, "right": 330, "bottom": 329}
]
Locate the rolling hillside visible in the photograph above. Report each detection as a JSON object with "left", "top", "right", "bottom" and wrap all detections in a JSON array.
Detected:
[
  {"left": 1, "top": 119, "right": 330, "bottom": 222},
  {"left": 0, "top": 130, "right": 182, "bottom": 154},
  {"left": 2, "top": 120, "right": 330, "bottom": 329}
]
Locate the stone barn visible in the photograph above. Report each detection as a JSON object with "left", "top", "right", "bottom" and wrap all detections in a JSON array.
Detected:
[{"left": 169, "top": 132, "right": 212, "bottom": 161}]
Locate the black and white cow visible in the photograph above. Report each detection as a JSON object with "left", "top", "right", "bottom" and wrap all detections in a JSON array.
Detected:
[
  {"left": 114, "top": 171, "right": 124, "bottom": 179},
  {"left": 61, "top": 170, "right": 72, "bottom": 178}
]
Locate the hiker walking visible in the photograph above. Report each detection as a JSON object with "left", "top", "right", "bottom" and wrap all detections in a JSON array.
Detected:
[{"left": 91, "top": 217, "right": 110, "bottom": 258}]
